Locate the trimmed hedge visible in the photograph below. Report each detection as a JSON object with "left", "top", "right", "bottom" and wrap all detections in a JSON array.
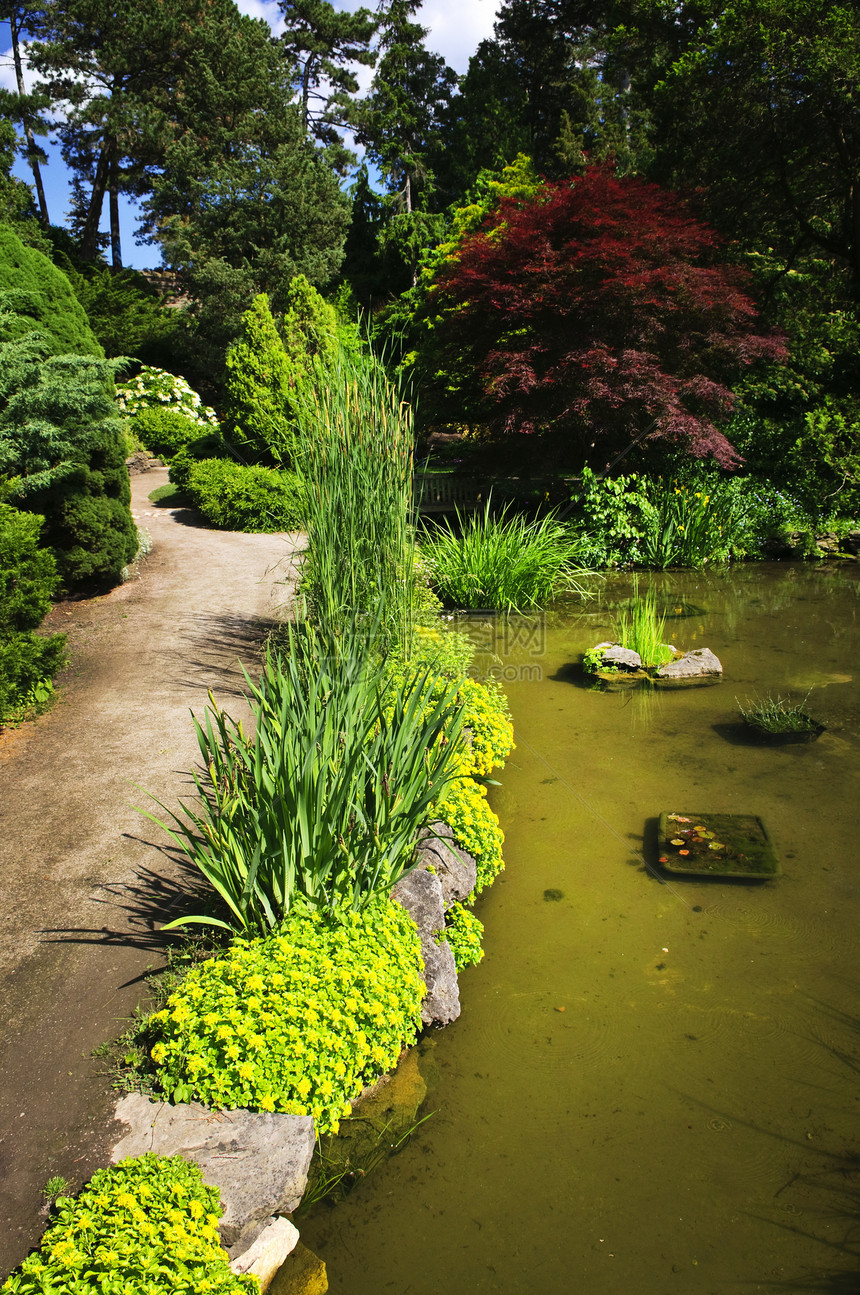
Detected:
[
  {"left": 185, "top": 458, "right": 304, "bottom": 532},
  {"left": 131, "top": 407, "right": 207, "bottom": 460}
]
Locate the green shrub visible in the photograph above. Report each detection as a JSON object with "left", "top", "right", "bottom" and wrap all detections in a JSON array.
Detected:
[
  {"left": 0, "top": 503, "right": 68, "bottom": 723},
  {"left": 148, "top": 901, "right": 425, "bottom": 1135},
  {"left": 185, "top": 458, "right": 304, "bottom": 532},
  {"left": 0, "top": 225, "right": 103, "bottom": 358},
  {"left": 0, "top": 1153, "right": 254, "bottom": 1295},
  {"left": 422, "top": 501, "right": 592, "bottom": 611},
  {"left": 145, "top": 625, "right": 466, "bottom": 934},
  {"left": 132, "top": 407, "right": 207, "bottom": 460},
  {"left": 444, "top": 901, "right": 485, "bottom": 971},
  {"left": 223, "top": 293, "right": 297, "bottom": 465},
  {"left": 0, "top": 326, "right": 139, "bottom": 589}
]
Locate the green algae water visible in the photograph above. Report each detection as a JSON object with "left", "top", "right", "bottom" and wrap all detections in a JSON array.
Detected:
[{"left": 301, "top": 564, "right": 860, "bottom": 1293}]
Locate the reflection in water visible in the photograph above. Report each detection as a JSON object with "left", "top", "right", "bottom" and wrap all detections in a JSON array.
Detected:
[{"left": 300, "top": 565, "right": 860, "bottom": 1294}]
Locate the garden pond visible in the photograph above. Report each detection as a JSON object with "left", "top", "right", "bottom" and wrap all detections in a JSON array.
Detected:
[{"left": 299, "top": 561, "right": 860, "bottom": 1293}]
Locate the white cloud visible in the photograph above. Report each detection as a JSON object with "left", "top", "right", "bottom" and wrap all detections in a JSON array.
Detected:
[{"left": 415, "top": 0, "right": 499, "bottom": 73}]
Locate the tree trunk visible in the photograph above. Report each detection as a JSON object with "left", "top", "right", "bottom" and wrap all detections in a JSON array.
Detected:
[
  {"left": 109, "top": 165, "right": 122, "bottom": 268},
  {"left": 80, "top": 145, "right": 112, "bottom": 261},
  {"left": 9, "top": 8, "right": 49, "bottom": 226}
]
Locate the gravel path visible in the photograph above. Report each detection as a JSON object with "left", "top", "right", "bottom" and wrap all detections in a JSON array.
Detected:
[{"left": 0, "top": 469, "right": 302, "bottom": 1276}]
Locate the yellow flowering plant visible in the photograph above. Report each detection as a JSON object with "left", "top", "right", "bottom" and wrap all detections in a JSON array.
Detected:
[
  {"left": 1, "top": 1154, "right": 252, "bottom": 1295},
  {"left": 147, "top": 900, "right": 425, "bottom": 1135}
]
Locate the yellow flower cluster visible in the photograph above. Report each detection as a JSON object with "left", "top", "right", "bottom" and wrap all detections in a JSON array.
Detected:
[
  {"left": 1, "top": 1154, "right": 251, "bottom": 1294},
  {"left": 147, "top": 900, "right": 424, "bottom": 1135}
]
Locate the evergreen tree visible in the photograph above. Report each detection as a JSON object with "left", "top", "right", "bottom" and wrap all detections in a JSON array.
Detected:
[
  {"left": 278, "top": 0, "right": 377, "bottom": 169},
  {"left": 223, "top": 294, "right": 297, "bottom": 466}
]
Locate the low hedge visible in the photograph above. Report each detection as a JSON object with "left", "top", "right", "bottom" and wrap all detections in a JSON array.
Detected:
[
  {"left": 130, "top": 407, "right": 205, "bottom": 460},
  {"left": 184, "top": 458, "right": 304, "bottom": 532},
  {"left": 147, "top": 899, "right": 424, "bottom": 1135},
  {"left": 0, "top": 1153, "right": 254, "bottom": 1295}
]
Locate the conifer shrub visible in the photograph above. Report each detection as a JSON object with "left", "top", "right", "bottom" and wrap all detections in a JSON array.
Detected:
[
  {"left": 0, "top": 501, "right": 66, "bottom": 726},
  {"left": 223, "top": 293, "right": 297, "bottom": 465},
  {"left": 0, "top": 225, "right": 103, "bottom": 357},
  {"left": 0, "top": 1153, "right": 254, "bottom": 1295},
  {"left": 147, "top": 900, "right": 425, "bottom": 1135},
  {"left": 185, "top": 458, "right": 304, "bottom": 532},
  {"left": 0, "top": 327, "right": 139, "bottom": 589}
]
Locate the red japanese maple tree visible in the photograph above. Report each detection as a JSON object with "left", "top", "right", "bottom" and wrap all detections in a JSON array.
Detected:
[{"left": 428, "top": 165, "right": 787, "bottom": 466}]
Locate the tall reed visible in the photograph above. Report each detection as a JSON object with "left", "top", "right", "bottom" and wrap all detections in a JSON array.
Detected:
[{"left": 293, "top": 348, "right": 418, "bottom": 656}]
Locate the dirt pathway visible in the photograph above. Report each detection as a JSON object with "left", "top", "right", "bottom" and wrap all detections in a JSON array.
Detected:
[{"left": 0, "top": 469, "right": 302, "bottom": 1276}]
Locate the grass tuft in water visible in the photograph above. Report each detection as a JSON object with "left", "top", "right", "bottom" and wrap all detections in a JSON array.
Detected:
[
  {"left": 736, "top": 691, "right": 819, "bottom": 735},
  {"left": 421, "top": 500, "right": 593, "bottom": 612},
  {"left": 615, "top": 579, "right": 674, "bottom": 667}
]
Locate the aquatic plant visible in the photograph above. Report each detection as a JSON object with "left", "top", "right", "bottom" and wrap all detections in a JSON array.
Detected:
[
  {"left": 640, "top": 480, "right": 737, "bottom": 568},
  {"left": 421, "top": 500, "right": 593, "bottom": 612},
  {"left": 736, "top": 691, "right": 819, "bottom": 735},
  {"left": 615, "top": 580, "right": 674, "bottom": 667}
]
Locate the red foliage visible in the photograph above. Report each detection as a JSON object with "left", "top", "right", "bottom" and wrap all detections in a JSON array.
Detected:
[{"left": 431, "top": 165, "right": 786, "bottom": 465}]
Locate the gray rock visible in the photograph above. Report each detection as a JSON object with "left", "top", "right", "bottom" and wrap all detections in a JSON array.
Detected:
[
  {"left": 593, "top": 642, "right": 642, "bottom": 670},
  {"left": 840, "top": 530, "right": 860, "bottom": 555},
  {"left": 415, "top": 820, "right": 477, "bottom": 908},
  {"left": 392, "top": 869, "right": 461, "bottom": 1027},
  {"left": 656, "top": 647, "right": 722, "bottom": 680},
  {"left": 111, "top": 1094, "right": 315, "bottom": 1246},
  {"left": 229, "top": 1216, "right": 299, "bottom": 1292}
]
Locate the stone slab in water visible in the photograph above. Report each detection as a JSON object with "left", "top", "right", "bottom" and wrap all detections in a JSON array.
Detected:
[
  {"left": 657, "top": 811, "right": 780, "bottom": 880},
  {"left": 112, "top": 1094, "right": 315, "bottom": 1246}
]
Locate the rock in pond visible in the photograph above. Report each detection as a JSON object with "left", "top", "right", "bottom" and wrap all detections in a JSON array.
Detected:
[
  {"left": 392, "top": 869, "right": 460, "bottom": 1027},
  {"left": 230, "top": 1216, "right": 300, "bottom": 1293},
  {"left": 415, "top": 820, "right": 477, "bottom": 907},
  {"left": 593, "top": 641, "right": 643, "bottom": 670},
  {"left": 655, "top": 647, "right": 723, "bottom": 683},
  {"left": 111, "top": 1094, "right": 315, "bottom": 1248}
]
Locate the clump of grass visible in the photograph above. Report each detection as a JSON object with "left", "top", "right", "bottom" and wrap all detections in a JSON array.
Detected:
[
  {"left": 736, "top": 691, "right": 819, "bottom": 735},
  {"left": 421, "top": 500, "right": 593, "bottom": 612},
  {"left": 615, "top": 580, "right": 674, "bottom": 667}
]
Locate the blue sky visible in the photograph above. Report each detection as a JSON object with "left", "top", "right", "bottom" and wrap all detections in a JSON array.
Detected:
[{"left": 0, "top": 0, "right": 500, "bottom": 270}]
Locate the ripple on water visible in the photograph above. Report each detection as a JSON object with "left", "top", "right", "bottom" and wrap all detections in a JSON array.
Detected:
[{"left": 469, "top": 990, "right": 636, "bottom": 1082}]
